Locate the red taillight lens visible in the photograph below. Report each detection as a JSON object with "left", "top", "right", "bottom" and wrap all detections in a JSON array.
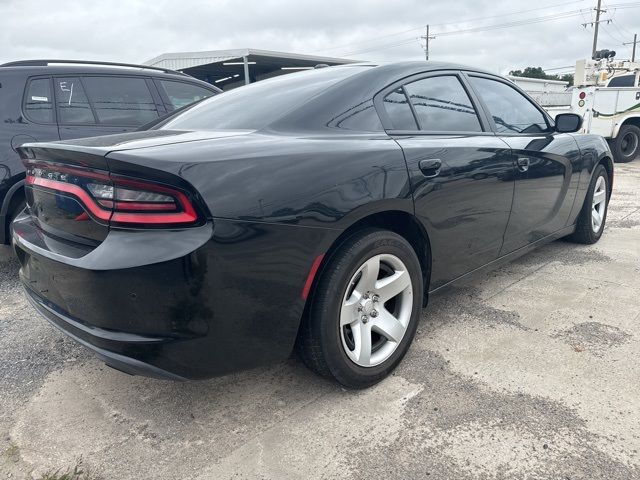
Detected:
[
  {"left": 579, "top": 91, "right": 586, "bottom": 99},
  {"left": 26, "top": 165, "right": 200, "bottom": 227}
]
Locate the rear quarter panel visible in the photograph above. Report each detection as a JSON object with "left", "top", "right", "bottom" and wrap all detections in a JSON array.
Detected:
[{"left": 102, "top": 132, "right": 413, "bottom": 371}]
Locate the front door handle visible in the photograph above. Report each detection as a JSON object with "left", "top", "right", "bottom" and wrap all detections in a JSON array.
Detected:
[
  {"left": 516, "top": 157, "right": 530, "bottom": 172},
  {"left": 419, "top": 158, "right": 442, "bottom": 177}
]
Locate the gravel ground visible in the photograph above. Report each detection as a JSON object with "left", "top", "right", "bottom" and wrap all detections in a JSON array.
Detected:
[{"left": 1, "top": 161, "right": 639, "bottom": 479}]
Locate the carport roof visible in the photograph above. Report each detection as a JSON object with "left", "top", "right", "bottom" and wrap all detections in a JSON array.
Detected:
[
  {"left": 143, "top": 48, "right": 360, "bottom": 90},
  {"left": 144, "top": 48, "right": 358, "bottom": 71}
]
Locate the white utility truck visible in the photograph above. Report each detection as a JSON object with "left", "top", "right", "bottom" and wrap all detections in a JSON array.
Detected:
[{"left": 511, "top": 56, "right": 640, "bottom": 163}]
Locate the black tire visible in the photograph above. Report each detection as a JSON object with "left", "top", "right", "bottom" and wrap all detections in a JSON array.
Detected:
[
  {"left": 568, "top": 164, "right": 610, "bottom": 244},
  {"left": 611, "top": 124, "right": 640, "bottom": 163},
  {"left": 4, "top": 196, "right": 25, "bottom": 244},
  {"left": 297, "top": 229, "right": 423, "bottom": 389}
]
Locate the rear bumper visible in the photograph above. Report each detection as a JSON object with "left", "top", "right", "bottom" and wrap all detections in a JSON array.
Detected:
[
  {"left": 13, "top": 214, "right": 334, "bottom": 380},
  {"left": 25, "top": 287, "right": 186, "bottom": 380}
]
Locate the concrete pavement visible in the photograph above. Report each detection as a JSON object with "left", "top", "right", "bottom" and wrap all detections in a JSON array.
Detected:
[{"left": 1, "top": 161, "right": 639, "bottom": 479}]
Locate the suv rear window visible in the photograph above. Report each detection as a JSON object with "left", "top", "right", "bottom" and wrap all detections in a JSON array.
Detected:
[
  {"left": 161, "top": 66, "right": 370, "bottom": 131},
  {"left": 55, "top": 77, "right": 95, "bottom": 125},
  {"left": 24, "top": 78, "right": 53, "bottom": 123},
  {"left": 82, "top": 76, "right": 158, "bottom": 125},
  {"left": 159, "top": 80, "right": 214, "bottom": 110}
]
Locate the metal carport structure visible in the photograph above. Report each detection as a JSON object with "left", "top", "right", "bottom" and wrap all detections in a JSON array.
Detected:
[{"left": 144, "top": 48, "right": 358, "bottom": 90}]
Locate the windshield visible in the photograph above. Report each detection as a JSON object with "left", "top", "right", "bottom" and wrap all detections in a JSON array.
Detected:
[{"left": 161, "top": 66, "right": 369, "bottom": 131}]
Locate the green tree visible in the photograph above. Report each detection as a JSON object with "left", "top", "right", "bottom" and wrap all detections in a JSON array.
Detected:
[{"left": 509, "top": 66, "right": 574, "bottom": 86}]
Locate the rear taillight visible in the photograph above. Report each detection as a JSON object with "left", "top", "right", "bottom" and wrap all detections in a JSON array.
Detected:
[{"left": 25, "top": 164, "right": 200, "bottom": 227}]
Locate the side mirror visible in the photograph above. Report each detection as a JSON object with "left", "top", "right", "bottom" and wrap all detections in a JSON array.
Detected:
[{"left": 555, "top": 113, "right": 583, "bottom": 133}]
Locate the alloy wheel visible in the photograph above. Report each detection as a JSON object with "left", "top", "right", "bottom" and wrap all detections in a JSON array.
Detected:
[
  {"left": 591, "top": 175, "right": 607, "bottom": 233},
  {"left": 339, "top": 253, "right": 413, "bottom": 367}
]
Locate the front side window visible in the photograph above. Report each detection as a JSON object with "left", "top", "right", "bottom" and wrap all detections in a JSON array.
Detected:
[
  {"left": 382, "top": 88, "right": 417, "bottom": 130},
  {"left": 82, "top": 76, "right": 158, "bottom": 126},
  {"left": 469, "top": 76, "right": 550, "bottom": 134},
  {"left": 404, "top": 76, "right": 482, "bottom": 132},
  {"left": 24, "top": 78, "right": 53, "bottom": 123},
  {"left": 55, "top": 77, "right": 95, "bottom": 125},
  {"left": 159, "top": 80, "right": 214, "bottom": 110}
]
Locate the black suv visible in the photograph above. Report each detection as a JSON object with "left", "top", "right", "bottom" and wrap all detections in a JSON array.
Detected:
[{"left": 0, "top": 59, "right": 220, "bottom": 243}]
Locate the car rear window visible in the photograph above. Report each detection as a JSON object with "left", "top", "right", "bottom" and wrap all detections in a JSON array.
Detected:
[{"left": 161, "top": 66, "right": 370, "bottom": 131}]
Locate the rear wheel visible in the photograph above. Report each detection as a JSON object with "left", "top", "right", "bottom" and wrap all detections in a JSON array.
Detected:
[
  {"left": 4, "top": 194, "right": 25, "bottom": 244},
  {"left": 568, "top": 164, "right": 609, "bottom": 244},
  {"left": 297, "top": 229, "right": 423, "bottom": 388},
  {"left": 611, "top": 124, "right": 640, "bottom": 163}
]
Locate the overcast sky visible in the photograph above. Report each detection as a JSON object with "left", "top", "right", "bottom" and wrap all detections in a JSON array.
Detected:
[{"left": 2, "top": 0, "right": 639, "bottom": 75}]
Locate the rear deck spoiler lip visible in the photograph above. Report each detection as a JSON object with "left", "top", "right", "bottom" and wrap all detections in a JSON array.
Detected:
[
  {"left": 17, "top": 129, "right": 256, "bottom": 157},
  {"left": 17, "top": 144, "right": 111, "bottom": 171}
]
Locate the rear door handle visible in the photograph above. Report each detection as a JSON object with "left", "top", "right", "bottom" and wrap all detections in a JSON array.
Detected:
[
  {"left": 516, "top": 157, "right": 530, "bottom": 172},
  {"left": 419, "top": 158, "right": 442, "bottom": 177}
]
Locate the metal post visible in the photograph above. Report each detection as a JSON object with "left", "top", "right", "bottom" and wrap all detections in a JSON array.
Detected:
[{"left": 243, "top": 56, "right": 250, "bottom": 85}]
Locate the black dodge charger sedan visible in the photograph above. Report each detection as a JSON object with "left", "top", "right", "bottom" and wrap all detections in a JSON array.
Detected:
[{"left": 12, "top": 62, "right": 613, "bottom": 388}]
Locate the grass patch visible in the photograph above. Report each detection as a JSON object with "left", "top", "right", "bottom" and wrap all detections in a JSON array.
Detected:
[
  {"left": 3, "top": 442, "right": 20, "bottom": 463},
  {"left": 37, "top": 457, "right": 103, "bottom": 480}
]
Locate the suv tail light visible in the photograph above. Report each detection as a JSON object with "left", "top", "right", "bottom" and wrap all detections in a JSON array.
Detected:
[{"left": 26, "top": 164, "right": 200, "bottom": 227}]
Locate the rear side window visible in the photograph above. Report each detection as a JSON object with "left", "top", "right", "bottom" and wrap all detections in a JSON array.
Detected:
[
  {"left": 383, "top": 88, "right": 417, "bottom": 130},
  {"left": 404, "top": 76, "right": 482, "bottom": 132},
  {"left": 469, "top": 76, "right": 550, "bottom": 134},
  {"left": 55, "top": 77, "right": 95, "bottom": 125},
  {"left": 159, "top": 80, "right": 214, "bottom": 110},
  {"left": 24, "top": 78, "right": 53, "bottom": 123},
  {"left": 82, "top": 76, "right": 158, "bottom": 125}
]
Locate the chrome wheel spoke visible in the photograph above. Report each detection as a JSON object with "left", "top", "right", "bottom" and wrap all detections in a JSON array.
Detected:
[
  {"left": 371, "top": 308, "right": 405, "bottom": 343},
  {"left": 375, "top": 269, "right": 410, "bottom": 303},
  {"left": 592, "top": 189, "right": 606, "bottom": 206},
  {"left": 351, "top": 321, "right": 372, "bottom": 366},
  {"left": 592, "top": 209, "right": 602, "bottom": 226},
  {"left": 340, "top": 292, "right": 361, "bottom": 326},
  {"left": 356, "top": 256, "right": 380, "bottom": 292}
]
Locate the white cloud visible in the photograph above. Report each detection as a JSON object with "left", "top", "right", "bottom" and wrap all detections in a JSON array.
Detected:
[{"left": 1, "top": 0, "right": 638, "bottom": 75}]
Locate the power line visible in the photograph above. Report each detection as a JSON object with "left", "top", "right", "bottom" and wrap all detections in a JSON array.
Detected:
[
  {"left": 332, "top": 1, "right": 640, "bottom": 58},
  {"left": 342, "top": 9, "right": 591, "bottom": 56},
  {"left": 315, "top": 0, "right": 590, "bottom": 54}
]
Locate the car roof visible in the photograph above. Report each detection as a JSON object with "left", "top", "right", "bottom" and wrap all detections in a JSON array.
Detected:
[
  {"left": 359, "top": 60, "right": 497, "bottom": 77},
  {"left": 0, "top": 61, "right": 220, "bottom": 91}
]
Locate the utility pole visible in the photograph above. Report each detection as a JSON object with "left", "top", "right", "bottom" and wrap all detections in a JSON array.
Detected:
[
  {"left": 421, "top": 25, "right": 435, "bottom": 61},
  {"left": 591, "top": 0, "right": 603, "bottom": 59},
  {"left": 581, "top": 0, "right": 607, "bottom": 59},
  {"left": 623, "top": 34, "right": 639, "bottom": 62}
]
